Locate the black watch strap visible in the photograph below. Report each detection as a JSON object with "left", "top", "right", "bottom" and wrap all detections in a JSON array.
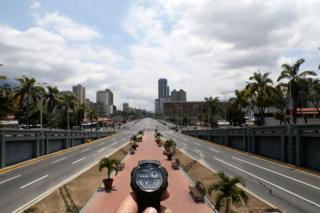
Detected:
[{"left": 137, "top": 197, "right": 160, "bottom": 213}]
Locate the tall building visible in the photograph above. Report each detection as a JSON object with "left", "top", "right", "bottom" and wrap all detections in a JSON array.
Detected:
[
  {"left": 72, "top": 84, "right": 86, "bottom": 104},
  {"left": 158, "top": 78, "right": 170, "bottom": 98},
  {"left": 171, "top": 89, "right": 187, "bottom": 102},
  {"left": 123, "top": 103, "right": 129, "bottom": 112},
  {"left": 96, "top": 89, "right": 114, "bottom": 115},
  {"left": 156, "top": 78, "right": 171, "bottom": 113}
]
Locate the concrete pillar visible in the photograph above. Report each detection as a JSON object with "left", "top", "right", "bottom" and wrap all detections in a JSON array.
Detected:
[
  {"left": 65, "top": 132, "right": 69, "bottom": 149},
  {"left": 280, "top": 130, "right": 285, "bottom": 162},
  {"left": 295, "top": 127, "right": 302, "bottom": 166},
  {"left": 251, "top": 130, "right": 256, "bottom": 154},
  {"left": 219, "top": 130, "right": 223, "bottom": 144},
  {"left": 243, "top": 130, "right": 247, "bottom": 152},
  {"left": 287, "top": 126, "right": 295, "bottom": 164},
  {"left": 1, "top": 133, "right": 6, "bottom": 168},
  {"left": 45, "top": 133, "right": 49, "bottom": 155},
  {"left": 225, "top": 130, "right": 229, "bottom": 146},
  {"left": 35, "top": 132, "right": 40, "bottom": 157}
]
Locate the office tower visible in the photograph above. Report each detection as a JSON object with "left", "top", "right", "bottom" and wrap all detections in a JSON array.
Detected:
[
  {"left": 96, "top": 89, "right": 114, "bottom": 115},
  {"left": 158, "top": 78, "right": 168, "bottom": 98},
  {"left": 72, "top": 84, "right": 86, "bottom": 104}
]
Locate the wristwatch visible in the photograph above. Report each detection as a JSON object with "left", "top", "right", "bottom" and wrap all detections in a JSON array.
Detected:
[{"left": 130, "top": 160, "right": 168, "bottom": 212}]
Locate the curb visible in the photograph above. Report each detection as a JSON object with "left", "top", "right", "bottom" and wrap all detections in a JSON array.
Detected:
[{"left": 0, "top": 132, "right": 120, "bottom": 175}]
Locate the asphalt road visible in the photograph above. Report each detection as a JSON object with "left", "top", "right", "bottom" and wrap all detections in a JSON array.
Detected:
[
  {"left": 0, "top": 121, "right": 143, "bottom": 213},
  {"left": 157, "top": 124, "right": 320, "bottom": 213},
  {"left": 2, "top": 118, "right": 320, "bottom": 213}
]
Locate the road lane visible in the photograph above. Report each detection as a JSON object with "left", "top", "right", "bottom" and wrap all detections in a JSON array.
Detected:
[
  {"left": 161, "top": 128, "right": 320, "bottom": 213},
  {"left": 0, "top": 131, "right": 133, "bottom": 213}
]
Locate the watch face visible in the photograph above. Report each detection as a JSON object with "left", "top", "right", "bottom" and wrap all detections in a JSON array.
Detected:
[{"left": 135, "top": 164, "right": 164, "bottom": 192}]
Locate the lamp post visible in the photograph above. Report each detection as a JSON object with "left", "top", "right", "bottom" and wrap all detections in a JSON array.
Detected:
[
  {"left": 221, "top": 92, "right": 227, "bottom": 121},
  {"left": 289, "top": 80, "right": 293, "bottom": 124},
  {"left": 38, "top": 82, "right": 47, "bottom": 129}
]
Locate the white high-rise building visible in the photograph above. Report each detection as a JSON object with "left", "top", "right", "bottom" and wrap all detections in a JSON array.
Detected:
[
  {"left": 72, "top": 84, "right": 86, "bottom": 104},
  {"left": 96, "top": 89, "right": 114, "bottom": 115}
]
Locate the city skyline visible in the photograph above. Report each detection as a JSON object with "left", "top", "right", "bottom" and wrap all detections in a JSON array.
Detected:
[{"left": 1, "top": 0, "right": 320, "bottom": 111}]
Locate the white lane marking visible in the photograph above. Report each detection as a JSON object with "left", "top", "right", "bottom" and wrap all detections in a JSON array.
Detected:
[
  {"left": 97, "top": 148, "right": 105, "bottom": 153},
  {"left": 194, "top": 143, "right": 201, "bottom": 146},
  {"left": 81, "top": 148, "right": 90, "bottom": 153},
  {"left": 209, "top": 148, "right": 219, "bottom": 153},
  {"left": 12, "top": 141, "right": 129, "bottom": 213},
  {"left": 182, "top": 138, "right": 187, "bottom": 141},
  {"left": 72, "top": 157, "right": 86, "bottom": 165},
  {"left": 232, "top": 156, "right": 320, "bottom": 191},
  {"left": 19, "top": 175, "right": 49, "bottom": 189},
  {"left": 0, "top": 175, "right": 21, "bottom": 184},
  {"left": 99, "top": 143, "right": 105, "bottom": 146},
  {"left": 214, "top": 157, "right": 320, "bottom": 208},
  {"left": 51, "top": 157, "right": 67, "bottom": 164}
]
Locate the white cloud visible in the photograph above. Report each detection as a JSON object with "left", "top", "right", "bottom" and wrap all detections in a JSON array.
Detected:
[
  {"left": 1, "top": 0, "right": 320, "bottom": 111},
  {"left": 35, "top": 12, "right": 100, "bottom": 42},
  {"left": 122, "top": 0, "right": 320, "bottom": 107}
]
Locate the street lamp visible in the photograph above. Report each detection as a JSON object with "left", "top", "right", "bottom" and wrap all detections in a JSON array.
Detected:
[
  {"left": 289, "top": 80, "right": 293, "bottom": 124},
  {"left": 37, "top": 82, "right": 47, "bottom": 129},
  {"left": 221, "top": 92, "right": 227, "bottom": 121}
]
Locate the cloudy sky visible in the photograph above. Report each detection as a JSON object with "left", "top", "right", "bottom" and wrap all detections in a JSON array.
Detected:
[{"left": 0, "top": 0, "right": 319, "bottom": 111}]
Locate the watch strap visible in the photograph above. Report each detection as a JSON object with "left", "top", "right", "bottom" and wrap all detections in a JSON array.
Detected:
[{"left": 137, "top": 197, "right": 160, "bottom": 213}]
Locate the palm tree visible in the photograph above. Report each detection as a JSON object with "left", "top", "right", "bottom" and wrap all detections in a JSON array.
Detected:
[
  {"left": 204, "top": 96, "right": 220, "bottom": 128},
  {"left": 208, "top": 172, "right": 248, "bottom": 213},
  {"left": 0, "top": 75, "right": 15, "bottom": 118},
  {"left": 277, "top": 58, "right": 316, "bottom": 123},
  {"left": 99, "top": 157, "right": 119, "bottom": 190},
  {"left": 87, "top": 108, "right": 98, "bottom": 132},
  {"left": 46, "top": 86, "right": 61, "bottom": 113},
  {"left": 130, "top": 134, "right": 139, "bottom": 149},
  {"left": 246, "top": 71, "right": 274, "bottom": 126},
  {"left": 272, "top": 85, "right": 290, "bottom": 125},
  {"left": 164, "top": 139, "right": 176, "bottom": 160},
  {"left": 14, "top": 76, "right": 43, "bottom": 127}
]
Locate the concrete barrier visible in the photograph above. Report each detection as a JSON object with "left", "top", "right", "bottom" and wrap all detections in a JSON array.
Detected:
[
  {"left": 0, "top": 129, "right": 115, "bottom": 168},
  {"left": 182, "top": 125, "right": 320, "bottom": 172}
]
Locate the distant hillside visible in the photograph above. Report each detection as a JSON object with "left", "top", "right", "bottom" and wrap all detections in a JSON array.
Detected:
[{"left": 0, "top": 79, "right": 19, "bottom": 88}]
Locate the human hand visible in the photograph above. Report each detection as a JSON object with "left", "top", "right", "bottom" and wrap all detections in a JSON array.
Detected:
[{"left": 115, "top": 190, "right": 172, "bottom": 213}]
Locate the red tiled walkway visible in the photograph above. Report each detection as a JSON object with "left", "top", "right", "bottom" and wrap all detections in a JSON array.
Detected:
[{"left": 82, "top": 131, "right": 212, "bottom": 213}]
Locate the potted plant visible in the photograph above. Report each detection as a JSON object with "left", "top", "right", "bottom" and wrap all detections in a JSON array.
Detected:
[
  {"left": 99, "top": 158, "right": 119, "bottom": 191},
  {"left": 164, "top": 139, "right": 176, "bottom": 160},
  {"left": 130, "top": 135, "right": 139, "bottom": 149}
]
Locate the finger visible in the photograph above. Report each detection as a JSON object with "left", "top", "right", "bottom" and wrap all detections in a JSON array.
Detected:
[
  {"left": 115, "top": 193, "right": 138, "bottom": 213},
  {"left": 160, "top": 189, "right": 170, "bottom": 201},
  {"left": 143, "top": 207, "right": 158, "bottom": 213}
]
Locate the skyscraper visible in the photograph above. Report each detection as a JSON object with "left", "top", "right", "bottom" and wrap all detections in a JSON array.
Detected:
[
  {"left": 96, "top": 89, "right": 114, "bottom": 115},
  {"left": 72, "top": 84, "right": 86, "bottom": 104},
  {"left": 158, "top": 78, "right": 169, "bottom": 98},
  {"left": 156, "top": 78, "right": 171, "bottom": 113}
]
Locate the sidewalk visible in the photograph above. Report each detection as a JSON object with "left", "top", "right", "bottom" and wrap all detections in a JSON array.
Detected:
[{"left": 82, "top": 131, "right": 212, "bottom": 213}]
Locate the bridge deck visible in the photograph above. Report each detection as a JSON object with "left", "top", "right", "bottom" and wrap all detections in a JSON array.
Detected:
[{"left": 82, "top": 131, "right": 212, "bottom": 212}]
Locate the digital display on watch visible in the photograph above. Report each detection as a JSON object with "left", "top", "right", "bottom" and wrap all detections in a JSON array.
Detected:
[{"left": 135, "top": 167, "right": 164, "bottom": 192}]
